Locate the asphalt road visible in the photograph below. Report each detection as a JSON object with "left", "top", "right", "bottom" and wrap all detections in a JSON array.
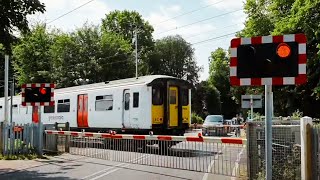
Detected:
[{"left": 0, "top": 141, "right": 246, "bottom": 180}]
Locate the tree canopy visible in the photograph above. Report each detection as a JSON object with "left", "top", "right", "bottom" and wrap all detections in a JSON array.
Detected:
[
  {"left": 0, "top": 0, "right": 45, "bottom": 52},
  {"left": 13, "top": 24, "right": 133, "bottom": 87},
  {"left": 150, "top": 35, "right": 201, "bottom": 84},
  {"left": 208, "top": 48, "right": 238, "bottom": 118}
]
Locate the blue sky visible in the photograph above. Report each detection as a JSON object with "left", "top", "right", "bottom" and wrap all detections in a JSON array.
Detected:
[{"left": 29, "top": 0, "right": 246, "bottom": 81}]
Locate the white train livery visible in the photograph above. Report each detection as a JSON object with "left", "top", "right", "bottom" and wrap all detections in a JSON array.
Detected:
[{"left": 0, "top": 75, "right": 192, "bottom": 135}]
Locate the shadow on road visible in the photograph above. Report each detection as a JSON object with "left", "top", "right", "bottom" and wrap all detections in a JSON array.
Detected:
[{"left": 0, "top": 169, "right": 78, "bottom": 180}]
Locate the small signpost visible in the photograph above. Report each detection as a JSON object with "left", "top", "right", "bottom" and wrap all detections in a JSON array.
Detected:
[
  {"left": 241, "top": 95, "right": 262, "bottom": 120},
  {"left": 230, "top": 34, "right": 307, "bottom": 180},
  {"left": 21, "top": 83, "right": 55, "bottom": 155}
]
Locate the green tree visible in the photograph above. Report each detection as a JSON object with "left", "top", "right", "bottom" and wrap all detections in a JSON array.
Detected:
[
  {"left": 101, "top": 10, "right": 154, "bottom": 75},
  {"left": 13, "top": 24, "right": 54, "bottom": 85},
  {"left": 51, "top": 24, "right": 133, "bottom": 87},
  {"left": 208, "top": 48, "right": 238, "bottom": 118},
  {"left": 150, "top": 35, "right": 201, "bottom": 84},
  {"left": 50, "top": 31, "right": 82, "bottom": 87},
  {"left": 98, "top": 31, "right": 134, "bottom": 81},
  {"left": 13, "top": 23, "right": 134, "bottom": 88},
  {"left": 0, "top": 0, "right": 45, "bottom": 52},
  {"left": 192, "top": 81, "right": 221, "bottom": 118}
]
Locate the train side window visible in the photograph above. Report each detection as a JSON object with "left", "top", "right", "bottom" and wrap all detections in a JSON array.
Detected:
[
  {"left": 133, "top": 92, "right": 139, "bottom": 108},
  {"left": 95, "top": 95, "right": 113, "bottom": 111},
  {"left": 182, "top": 89, "right": 189, "bottom": 106},
  {"left": 57, "top": 99, "right": 70, "bottom": 113},
  {"left": 125, "top": 93, "right": 130, "bottom": 110},
  {"left": 169, "top": 90, "right": 177, "bottom": 104},
  {"left": 44, "top": 105, "right": 55, "bottom": 113},
  {"left": 152, "top": 88, "right": 163, "bottom": 105}
]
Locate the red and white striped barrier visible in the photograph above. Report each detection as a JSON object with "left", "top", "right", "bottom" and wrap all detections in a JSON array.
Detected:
[{"left": 45, "top": 130, "right": 247, "bottom": 145}]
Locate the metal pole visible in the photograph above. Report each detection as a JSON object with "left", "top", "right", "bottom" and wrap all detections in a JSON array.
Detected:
[
  {"left": 250, "top": 94, "right": 253, "bottom": 120},
  {"left": 38, "top": 106, "right": 43, "bottom": 155},
  {"left": 135, "top": 29, "right": 138, "bottom": 79},
  {"left": 10, "top": 79, "right": 13, "bottom": 124},
  {"left": 4, "top": 55, "right": 9, "bottom": 124},
  {"left": 265, "top": 85, "right": 272, "bottom": 180},
  {"left": 271, "top": 92, "right": 274, "bottom": 118}
]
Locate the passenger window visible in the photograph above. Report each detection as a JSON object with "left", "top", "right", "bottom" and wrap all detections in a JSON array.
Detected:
[
  {"left": 182, "top": 89, "right": 189, "bottom": 106},
  {"left": 57, "top": 99, "right": 70, "bottom": 112},
  {"left": 44, "top": 105, "right": 55, "bottom": 113},
  {"left": 133, "top": 92, "right": 139, "bottom": 108},
  {"left": 125, "top": 93, "right": 130, "bottom": 110},
  {"left": 95, "top": 95, "right": 113, "bottom": 111},
  {"left": 152, "top": 88, "right": 163, "bottom": 105},
  {"left": 169, "top": 90, "right": 177, "bottom": 104}
]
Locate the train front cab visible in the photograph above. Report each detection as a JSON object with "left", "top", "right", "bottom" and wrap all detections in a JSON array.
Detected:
[{"left": 149, "top": 78, "right": 192, "bottom": 135}]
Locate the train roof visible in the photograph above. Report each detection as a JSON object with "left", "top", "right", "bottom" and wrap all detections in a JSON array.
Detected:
[
  {"left": 55, "top": 75, "right": 179, "bottom": 93},
  {"left": 0, "top": 75, "right": 191, "bottom": 100}
]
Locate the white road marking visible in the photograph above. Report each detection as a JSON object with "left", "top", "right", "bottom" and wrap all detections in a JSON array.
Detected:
[
  {"left": 231, "top": 145, "right": 246, "bottom": 180},
  {"left": 82, "top": 154, "right": 148, "bottom": 180},
  {"left": 202, "top": 145, "right": 225, "bottom": 180},
  {"left": 82, "top": 154, "right": 150, "bottom": 180},
  {"left": 89, "top": 164, "right": 131, "bottom": 180}
]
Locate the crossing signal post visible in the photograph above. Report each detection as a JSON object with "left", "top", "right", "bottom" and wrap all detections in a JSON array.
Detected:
[
  {"left": 230, "top": 34, "right": 307, "bottom": 180},
  {"left": 21, "top": 83, "right": 55, "bottom": 155}
]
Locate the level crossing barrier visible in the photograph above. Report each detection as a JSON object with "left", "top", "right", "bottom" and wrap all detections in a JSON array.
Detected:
[
  {"left": 44, "top": 130, "right": 248, "bottom": 178},
  {"left": 188, "top": 124, "right": 245, "bottom": 137}
]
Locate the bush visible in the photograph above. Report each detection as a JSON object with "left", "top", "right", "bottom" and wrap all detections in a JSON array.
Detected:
[
  {"left": 247, "top": 111, "right": 262, "bottom": 120},
  {"left": 191, "top": 113, "right": 204, "bottom": 124},
  {"left": 291, "top": 109, "right": 303, "bottom": 120}
]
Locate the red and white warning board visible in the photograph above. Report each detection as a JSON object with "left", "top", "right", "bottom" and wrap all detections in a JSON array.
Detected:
[
  {"left": 21, "top": 83, "right": 55, "bottom": 106},
  {"left": 230, "top": 34, "right": 307, "bottom": 86}
]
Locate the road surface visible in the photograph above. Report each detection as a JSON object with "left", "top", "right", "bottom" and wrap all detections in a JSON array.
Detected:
[{"left": 0, "top": 142, "right": 246, "bottom": 180}]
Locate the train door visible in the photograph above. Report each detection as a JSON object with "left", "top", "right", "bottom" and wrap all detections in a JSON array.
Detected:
[
  {"left": 123, "top": 90, "right": 131, "bottom": 128},
  {"left": 169, "top": 86, "right": 178, "bottom": 127},
  {"left": 182, "top": 89, "right": 191, "bottom": 125},
  {"left": 77, "top": 94, "right": 89, "bottom": 128},
  {"left": 32, "top": 106, "right": 39, "bottom": 123}
]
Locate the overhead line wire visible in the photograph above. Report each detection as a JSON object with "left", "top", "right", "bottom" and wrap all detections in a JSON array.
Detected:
[
  {"left": 185, "top": 23, "right": 242, "bottom": 40},
  {"left": 156, "top": 9, "right": 242, "bottom": 35},
  {"left": 155, "top": 0, "right": 224, "bottom": 25},
  {"left": 47, "top": 0, "right": 96, "bottom": 24}
]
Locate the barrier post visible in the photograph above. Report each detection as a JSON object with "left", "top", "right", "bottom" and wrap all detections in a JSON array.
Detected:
[
  {"left": 65, "top": 122, "right": 70, "bottom": 153},
  {"left": 301, "top": 116, "right": 312, "bottom": 180},
  {"left": 246, "top": 122, "right": 258, "bottom": 179},
  {"left": 0, "top": 122, "right": 3, "bottom": 154}
]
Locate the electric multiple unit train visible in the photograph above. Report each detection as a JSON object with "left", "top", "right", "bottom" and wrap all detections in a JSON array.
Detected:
[{"left": 0, "top": 75, "right": 192, "bottom": 135}]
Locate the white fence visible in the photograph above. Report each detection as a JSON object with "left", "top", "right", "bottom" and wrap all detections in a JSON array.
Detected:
[{"left": 0, "top": 122, "right": 43, "bottom": 156}]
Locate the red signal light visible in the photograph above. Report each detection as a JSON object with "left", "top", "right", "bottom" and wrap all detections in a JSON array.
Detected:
[
  {"left": 277, "top": 43, "right": 291, "bottom": 58},
  {"left": 39, "top": 88, "right": 47, "bottom": 95}
]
